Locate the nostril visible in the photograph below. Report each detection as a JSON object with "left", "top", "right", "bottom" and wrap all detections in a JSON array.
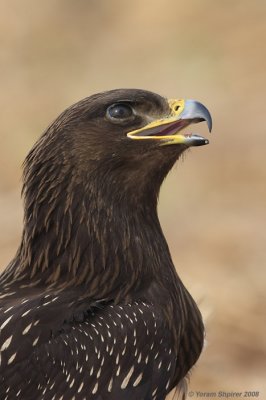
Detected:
[{"left": 174, "top": 105, "right": 180, "bottom": 111}]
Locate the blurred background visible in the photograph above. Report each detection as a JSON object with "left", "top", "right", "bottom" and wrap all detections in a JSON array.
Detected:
[{"left": 0, "top": 0, "right": 265, "bottom": 396}]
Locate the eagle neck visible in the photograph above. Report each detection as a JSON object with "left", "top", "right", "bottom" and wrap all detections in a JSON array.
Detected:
[{"left": 8, "top": 161, "right": 180, "bottom": 304}]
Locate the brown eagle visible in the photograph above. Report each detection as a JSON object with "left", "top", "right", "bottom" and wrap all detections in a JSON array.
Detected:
[{"left": 0, "top": 89, "right": 212, "bottom": 400}]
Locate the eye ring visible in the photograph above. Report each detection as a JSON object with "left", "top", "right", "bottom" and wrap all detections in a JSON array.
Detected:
[{"left": 107, "top": 103, "right": 134, "bottom": 121}]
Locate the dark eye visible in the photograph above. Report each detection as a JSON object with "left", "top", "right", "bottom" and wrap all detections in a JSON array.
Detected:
[{"left": 107, "top": 103, "right": 133, "bottom": 120}]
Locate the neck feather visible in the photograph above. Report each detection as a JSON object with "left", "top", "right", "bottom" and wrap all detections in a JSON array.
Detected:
[{"left": 9, "top": 151, "right": 179, "bottom": 304}]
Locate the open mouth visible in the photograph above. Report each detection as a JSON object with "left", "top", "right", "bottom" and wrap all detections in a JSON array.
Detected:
[{"left": 127, "top": 99, "right": 212, "bottom": 147}]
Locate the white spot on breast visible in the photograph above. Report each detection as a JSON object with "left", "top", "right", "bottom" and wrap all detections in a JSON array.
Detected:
[
  {"left": 158, "top": 360, "right": 162, "bottom": 369},
  {"left": 133, "top": 372, "right": 143, "bottom": 387},
  {"left": 69, "top": 378, "right": 75, "bottom": 388},
  {"left": 22, "top": 322, "right": 33, "bottom": 335},
  {"left": 116, "top": 365, "right": 121, "bottom": 376},
  {"left": 137, "top": 353, "right": 142, "bottom": 363},
  {"left": 42, "top": 300, "right": 53, "bottom": 306},
  {"left": 92, "top": 382, "right": 98, "bottom": 394},
  {"left": 96, "top": 368, "right": 101, "bottom": 378},
  {"left": 78, "top": 382, "right": 84, "bottom": 393},
  {"left": 1, "top": 335, "right": 12, "bottom": 351},
  {"left": 8, "top": 352, "right": 17, "bottom": 364},
  {"left": 108, "top": 377, "right": 113, "bottom": 392},
  {"left": 50, "top": 381, "right": 56, "bottom": 390},
  {"left": 0, "top": 315, "right": 12, "bottom": 330},
  {"left": 121, "top": 366, "right": 134, "bottom": 389},
  {"left": 0, "top": 292, "right": 15, "bottom": 299},
  {"left": 3, "top": 306, "right": 13, "bottom": 314},
  {"left": 21, "top": 309, "right": 31, "bottom": 317}
]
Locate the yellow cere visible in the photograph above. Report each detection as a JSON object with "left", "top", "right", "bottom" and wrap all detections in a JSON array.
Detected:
[{"left": 168, "top": 99, "right": 185, "bottom": 116}]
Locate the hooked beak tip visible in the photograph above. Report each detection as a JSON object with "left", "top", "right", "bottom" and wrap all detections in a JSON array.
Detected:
[{"left": 179, "top": 99, "right": 212, "bottom": 133}]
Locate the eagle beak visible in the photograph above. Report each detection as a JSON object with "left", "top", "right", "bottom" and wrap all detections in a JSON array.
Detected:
[{"left": 127, "top": 99, "right": 212, "bottom": 147}]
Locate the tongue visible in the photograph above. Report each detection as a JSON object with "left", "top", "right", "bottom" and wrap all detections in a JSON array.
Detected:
[{"left": 138, "top": 119, "right": 190, "bottom": 137}]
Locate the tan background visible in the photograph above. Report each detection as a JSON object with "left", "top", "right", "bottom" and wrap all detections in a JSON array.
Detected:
[{"left": 0, "top": 0, "right": 265, "bottom": 397}]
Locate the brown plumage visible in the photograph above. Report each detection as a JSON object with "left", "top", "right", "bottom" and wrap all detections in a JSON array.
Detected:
[{"left": 0, "top": 89, "right": 212, "bottom": 400}]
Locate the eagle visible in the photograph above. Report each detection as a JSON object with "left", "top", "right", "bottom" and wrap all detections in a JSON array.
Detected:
[{"left": 0, "top": 89, "right": 212, "bottom": 400}]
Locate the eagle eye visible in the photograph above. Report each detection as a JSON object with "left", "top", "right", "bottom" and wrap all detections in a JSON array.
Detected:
[{"left": 107, "top": 103, "right": 133, "bottom": 121}]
